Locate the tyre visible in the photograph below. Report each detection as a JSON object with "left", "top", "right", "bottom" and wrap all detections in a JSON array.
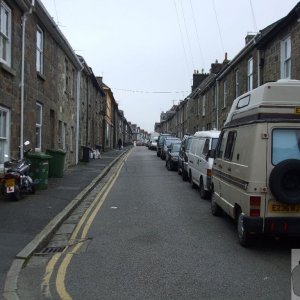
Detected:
[
  {"left": 31, "top": 184, "right": 36, "bottom": 194},
  {"left": 237, "top": 210, "right": 252, "bottom": 247},
  {"left": 211, "top": 193, "right": 222, "bottom": 216},
  {"left": 269, "top": 159, "right": 300, "bottom": 204},
  {"left": 12, "top": 184, "right": 21, "bottom": 201},
  {"left": 200, "top": 179, "right": 210, "bottom": 200},
  {"left": 189, "top": 172, "right": 197, "bottom": 189},
  {"left": 178, "top": 162, "right": 182, "bottom": 175},
  {"left": 166, "top": 160, "right": 172, "bottom": 171},
  {"left": 182, "top": 169, "right": 188, "bottom": 181}
]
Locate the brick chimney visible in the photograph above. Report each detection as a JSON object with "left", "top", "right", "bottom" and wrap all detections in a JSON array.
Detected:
[
  {"left": 210, "top": 60, "right": 224, "bottom": 74},
  {"left": 192, "top": 69, "right": 209, "bottom": 91},
  {"left": 245, "top": 34, "right": 255, "bottom": 45}
]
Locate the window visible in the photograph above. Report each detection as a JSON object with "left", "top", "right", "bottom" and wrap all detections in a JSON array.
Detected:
[
  {"left": 213, "top": 86, "right": 217, "bottom": 109},
  {"left": 0, "top": 1, "right": 11, "bottom": 66},
  {"left": 235, "top": 69, "right": 240, "bottom": 97},
  {"left": 272, "top": 128, "right": 300, "bottom": 165},
  {"left": 65, "top": 59, "right": 69, "bottom": 93},
  {"left": 223, "top": 80, "right": 227, "bottom": 108},
  {"left": 224, "top": 131, "right": 237, "bottom": 161},
  {"left": 202, "top": 95, "right": 206, "bottom": 117},
  {"left": 35, "top": 103, "right": 42, "bottom": 151},
  {"left": 281, "top": 36, "right": 291, "bottom": 79},
  {"left": 36, "top": 26, "right": 43, "bottom": 73},
  {"left": 216, "top": 131, "right": 227, "bottom": 158},
  {"left": 62, "top": 123, "right": 67, "bottom": 150},
  {"left": 247, "top": 58, "right": 253, "bottom": 91},
  {"left": 0, "top": 106, "right": 10, "bottom": 163}
]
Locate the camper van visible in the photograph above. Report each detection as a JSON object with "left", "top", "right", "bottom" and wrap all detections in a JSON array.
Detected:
[
  {"left": 187, "top": 130, "right": 220, "bottom": 199},
  {"left": 211, "top": 80, "right": 300, "bottom": 246}
]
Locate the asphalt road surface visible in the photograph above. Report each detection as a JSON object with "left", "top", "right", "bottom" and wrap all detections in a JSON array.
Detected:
[{"left": 18, "top": 146, "right": 299, "bottom": 299}]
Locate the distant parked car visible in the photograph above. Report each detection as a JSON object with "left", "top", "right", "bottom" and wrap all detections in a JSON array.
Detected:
[
  {"left": 157, "top": 134, "right": 173, "bottom": 157},
  {"left": 161, "top": 137, "right": 181, "bottom": 160},
  {"left": 165, "top": 142, "right": 181, "bottom": 171},
  {"left": 178, "top": 135, "right": 193, "bottom": 181},
  {"left": 149, "top": 136, "right": 158, "bottom": 150}
]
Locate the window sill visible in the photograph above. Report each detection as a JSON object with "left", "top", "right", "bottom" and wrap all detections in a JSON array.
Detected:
[
  {"left": 0, "top": 63, "right": 16, "bottom": 76},
  {"left": 37, "top": 72, "right": 46, "bottom": 81}
]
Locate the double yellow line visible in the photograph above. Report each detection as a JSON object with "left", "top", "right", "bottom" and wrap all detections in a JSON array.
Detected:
[{"left": 42, "top": 151, "right": 131, "bottom": 299}]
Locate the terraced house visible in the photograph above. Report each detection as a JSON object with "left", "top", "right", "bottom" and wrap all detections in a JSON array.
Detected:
[
  {"left": 0, "top": 0, "right": 132, "bottom": 169},
  {"left": 160, "top": 2, "right": 300, "bottom": 136}
]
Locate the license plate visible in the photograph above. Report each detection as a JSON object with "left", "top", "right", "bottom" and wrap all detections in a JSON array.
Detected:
[
  {"left": 5, "top": 178, "right": 15, "bottom": 188},
  {"left": 269, "top": 201, "right": 300, "bottom": 213},
  {"left": 5, "top": 178, "right": 15, "bottom": 193}
]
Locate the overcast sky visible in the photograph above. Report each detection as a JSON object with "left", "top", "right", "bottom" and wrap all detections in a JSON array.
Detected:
[{"left": 40, "top": 0, "right": 299, "bottom": 132}]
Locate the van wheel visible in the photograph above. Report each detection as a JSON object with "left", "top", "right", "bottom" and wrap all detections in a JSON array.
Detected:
[
  {"left": 237, "top": 211, "right": 252, "bottom": 247},
  {"left": 211, "top": 193, "right": 222, "bottom": 216},
  {"left": 190, "top": 172, "right": 197, "bottom": 189},
  {"left": 200, "top": 179, "right": 210, "bottom": 200},
  {"left": 269, "top": 159, "right": 300, "bottom": 204}
]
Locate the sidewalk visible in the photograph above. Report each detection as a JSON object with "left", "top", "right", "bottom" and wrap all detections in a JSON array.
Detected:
[{"left": 0, "top": 147, "right": 129, "bottom": 298}]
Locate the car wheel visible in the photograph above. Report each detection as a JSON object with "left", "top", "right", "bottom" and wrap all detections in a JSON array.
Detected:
[
  {"left": 182, "top": 169, "right": 188, "bottom": 181},
  {"left": 166, "top": 160, "right": 171, "bottom": 171},
  {"left": 200, "top": 179, "right": 210, "bottom": 200},
  {"left": 237, "top": 210, "right": 252, "bottom": 247},
  {"left": 178, "top": 163, "right": 182, "bottom": 175},
  {"left": 269, "top": 159, "right": 300, "bottom": 204},
  {"left": 211, "top": 193, "right": 222, "bottom": 216}
]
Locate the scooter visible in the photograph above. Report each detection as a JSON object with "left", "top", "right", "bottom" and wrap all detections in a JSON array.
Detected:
[{"left": 0, "top": 141, "right": 36, "bottom": 201}]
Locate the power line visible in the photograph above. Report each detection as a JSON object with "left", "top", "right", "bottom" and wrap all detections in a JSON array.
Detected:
[
  {"left": 179, "top": 0, "right": 195, "bottom": 70},
  {"left": 212, "top": 0, "right": 225, "bottom": 56},
  {"left": 249, "top": 0, "right": 258, "bottom": 32},
  {"left": 111, "top": 88, "right": 189, "bottom": 94},
  {"left": 173, "top": 0, "right": 191, "bottom": 82},
  {"left": 189, "top": 0, "right": 206, "bottom": 71}
]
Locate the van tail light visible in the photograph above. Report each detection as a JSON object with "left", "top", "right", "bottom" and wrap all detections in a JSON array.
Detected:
[
  {"left": 250, "top": 196, "right": 261, "bottom": 217},
  {"left": 207, "top": 169, "right": 212, "bottom": 177}
]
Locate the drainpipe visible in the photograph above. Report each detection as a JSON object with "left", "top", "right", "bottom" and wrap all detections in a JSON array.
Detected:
[
  {"left": 216, "top": 80, "right": 219, "bottom": 130},
  {"left": 75, "top": 69, "right": 82, "bottom": 164},
  {"left": 20, "top": 0, "right": 35, "bottom": 159}
]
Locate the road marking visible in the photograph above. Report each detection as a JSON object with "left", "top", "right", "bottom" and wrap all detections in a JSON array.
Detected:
[{"left": 46, "top": 151, "right": 131, "bottom": 299}]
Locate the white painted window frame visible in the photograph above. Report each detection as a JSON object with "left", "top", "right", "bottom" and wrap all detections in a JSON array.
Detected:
[
  {"left": 0, "top": 1, "right": 11, "bottom": 66},
  {"left": 35, "top": 103, "right": 42, "bottom": 151},
  {"left": 281, "top": 35, "right": 291, "bottom": 79},
  {"left": 36, "top": 26, "right": 44, "bottom": 74},
  {"left": 247, "top": 57, "right": 253, "bottom": 91}
]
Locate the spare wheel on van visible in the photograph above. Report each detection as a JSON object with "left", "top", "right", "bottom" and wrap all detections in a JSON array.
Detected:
[{"left": 269, "top": 159, "right": 300, "bottom": 204}]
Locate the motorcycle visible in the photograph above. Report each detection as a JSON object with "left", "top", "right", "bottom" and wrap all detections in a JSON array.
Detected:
[{"left": 0, "top": 141, "right": 36, "bottom": 201}]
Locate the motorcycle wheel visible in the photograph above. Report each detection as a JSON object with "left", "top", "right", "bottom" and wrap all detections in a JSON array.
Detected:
[
  {"left": 31, "top": 184, "right": 36, "bottom": 194},
  {"left": 12, "top": 185, "right": 22, "bottom": 201}
]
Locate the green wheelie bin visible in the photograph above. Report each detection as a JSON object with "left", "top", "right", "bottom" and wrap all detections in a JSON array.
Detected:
[
  {"left": 26, "top": 152, "right": 52, "bottom": 190},
  {"left": 46, "top": 149, "right": 66, "bottom": 178}
]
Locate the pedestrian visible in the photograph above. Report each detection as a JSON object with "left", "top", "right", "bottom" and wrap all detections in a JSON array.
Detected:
[{"left": 118, "top": 138, "right": 122, "bottom": 150}]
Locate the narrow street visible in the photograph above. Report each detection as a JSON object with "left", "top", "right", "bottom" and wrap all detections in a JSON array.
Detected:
[{"left": 18, "top": 146, "right": 298, "bottom": 299}]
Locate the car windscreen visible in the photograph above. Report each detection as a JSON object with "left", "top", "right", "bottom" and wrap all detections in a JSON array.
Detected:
[
  {"left": 172, "top": 143, "right": 181, "bottom": 152},
  {"left": 272, "top": 128, "right": 300, "bottom": 165}
]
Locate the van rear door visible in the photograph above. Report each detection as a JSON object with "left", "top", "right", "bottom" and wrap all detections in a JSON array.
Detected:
[{"left": 266, "top": 123, "right": 300, "bottom": 218}]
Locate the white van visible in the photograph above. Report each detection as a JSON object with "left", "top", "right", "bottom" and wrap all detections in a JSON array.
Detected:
[
  {"left": 211, "top": 79, "right": 300, "bottom": 246},
  {"left": 187, "top": 130, "right": 220, "bottom": 199}
]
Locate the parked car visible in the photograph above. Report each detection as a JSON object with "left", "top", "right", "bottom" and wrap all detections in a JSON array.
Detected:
[
  {"left": 149, "top": 136, "right": 158, "bottom": 150},
  {"left": 156, "top": 134, "right": 173, "bottom": 157},
  {"left": 210, "top": 79, "right": 300, "bottom": 246},
  {"left": 188, "top": 130, "right": 220, "bottom": 199},
  {"left": 178, "top": 135, "right": 193, "bottom": 181},
  {"left": 165, "top": 142, "right": 181, "bottom": 171},
  {"left": 160, "top": 137, "right": 181, "bottom": 160}
]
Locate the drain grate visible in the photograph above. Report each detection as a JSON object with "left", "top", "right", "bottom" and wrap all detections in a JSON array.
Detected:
[{"left": 37, "top": 246, "right": 66, "bottom": 255}]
